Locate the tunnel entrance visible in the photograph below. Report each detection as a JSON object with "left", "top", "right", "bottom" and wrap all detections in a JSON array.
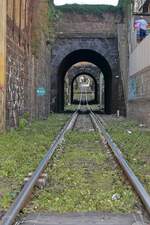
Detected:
[
  {"left": 57, "top": 49, "right": 112, "bottom": 114},
  {"left": 64, "top": 73, "right": 97, "bottom": 106},
  {"left": 71, "top": 74, "right": 97, "bottom": 104}
]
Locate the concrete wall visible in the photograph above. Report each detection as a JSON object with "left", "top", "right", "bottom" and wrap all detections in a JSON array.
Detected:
[
  {"left": 128, "top": 35, "right": 150, "bottom": 126},
  {"left": 117, "top": 23, "right": 129, "bottom": 112},
  {"left": 29, "top": 1, "right": 52, "bottom": 120},
  {"left": 129, "top": 35, "right": 150, "bottom": 75}
]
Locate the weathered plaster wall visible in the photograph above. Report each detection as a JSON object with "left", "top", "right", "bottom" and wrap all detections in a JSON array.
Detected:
[
  {"left": 0, "top": 1, "right": 6, "bottom": 131},
  {"left": 29, "top": 1, "right": 52, "bottom": 120},
  {"left": 6, "top": 0, "right": 31, "bottom": 127},
  {"left": 5, "top": 0, "right": 52, "bottom": 128},
  {"left": 128, "top": 33, "right": 150, "bottom": 126},
  {"left": 6, "top": 37, "right": 27, "bottom": 127},
  {"left": 117, "top": 23, "right": 129, "bottom": 113},
  {"left": 128, "top": 68, "right": 150, "bottom": 126}
]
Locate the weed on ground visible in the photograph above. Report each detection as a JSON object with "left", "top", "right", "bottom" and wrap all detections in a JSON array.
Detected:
[
  {"left": 103, "top": 116, "right": 150, "bottom": 194},
  {"left": 0, "top": 114, "right": 70, "bottom": 210},
  {"left": 26, "top": 131, "right": 139, "bottom": 214}
]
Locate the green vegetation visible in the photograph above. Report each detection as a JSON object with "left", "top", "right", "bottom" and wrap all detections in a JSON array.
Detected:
[
  {"left": 64, "top": 104, "right": 101, "bottom": 112},
  {"left": 118, "top": 0, "right": 131, "bottom": 9},
  {"left": 31, "top": 0, "right": 56, "bottom": 56},
  {"left": 0, "top": 114, "right": 70, "bottom": 210},
  {"left": 55, "top": 4, "right": 118, "bottom": 16},
  {"left": 26, "top": 131, "right": 138, "bottom": 213},
  {"left": 64, "top": 104, "right": 78, "bottom": 111},
  {"left": 53, "top": 0, "right": 132, "bottom": 16},
  {"left": 105, "top": 117, "right": 150, "bottom": 193},
  {"left": 118, "top": 0, "right": 132, "bottom": 14}
]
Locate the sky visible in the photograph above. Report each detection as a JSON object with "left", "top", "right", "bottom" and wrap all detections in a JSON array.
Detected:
[{"left": 54, "top": 0, "right": 119, "bottom": 6}]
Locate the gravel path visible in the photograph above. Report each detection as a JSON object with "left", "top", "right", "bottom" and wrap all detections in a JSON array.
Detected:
[
  {"left": 74, "top": 114, "right": 94, "bottom": 131},
  {"left": 19, "top": 212, "right": 149, "bottom": 225}
]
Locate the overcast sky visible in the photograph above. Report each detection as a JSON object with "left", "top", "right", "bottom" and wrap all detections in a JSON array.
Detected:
[{"left": 54, "top": 0, "right": 119, "bottom": 6}]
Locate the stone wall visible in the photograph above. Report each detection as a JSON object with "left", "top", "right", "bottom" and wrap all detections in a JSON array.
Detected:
[
  {"left": 55, "top": 12, "right": 121, "bottom": 37},
  {"left": 5, "top": 0, "right": 52, "bottom": 128},
  {"left": 50, "top": 11, "right": 126, "bottom": 114},
  {"left": 50, "top": 36, "right": 124, "bottom": 114},
  {"left": 6, "top": 37, "right": 27, "bottom": 127},
  {"left": 65, "top": 63, "right": 101, "bottom": 103}
]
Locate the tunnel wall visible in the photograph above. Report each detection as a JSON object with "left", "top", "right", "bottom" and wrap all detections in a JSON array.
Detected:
[
  {"left": 50, "top": 11, "right": 126, "bottom": 115},
  {"left": 66, "top": 64, "right": 101, "bottom": 104},
  {"left": 51, "top": 37, "right": 124, "bottom": 114},
  {"left": 55, "top": 12, "right": 120, "bottom": 37}
]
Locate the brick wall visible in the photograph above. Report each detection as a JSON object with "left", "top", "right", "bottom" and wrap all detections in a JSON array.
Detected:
[
  {"left": 5, "top": 0, "right": 52, "bottom": 128},
  {"left": 55, "top": 12, "right": 121, "bottom": 37}
]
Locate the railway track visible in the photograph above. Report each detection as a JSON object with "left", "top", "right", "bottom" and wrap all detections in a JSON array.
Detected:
[{"left": 1, "top": 96, "right": 150, "bottom": 225}]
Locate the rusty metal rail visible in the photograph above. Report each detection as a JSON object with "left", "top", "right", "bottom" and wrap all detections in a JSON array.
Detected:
[
  {"left": 89, "top": 110, "right": 150, "bottom": 216},
  {"left": 1, "top": 111, "right": 78, "bottom": 225}
]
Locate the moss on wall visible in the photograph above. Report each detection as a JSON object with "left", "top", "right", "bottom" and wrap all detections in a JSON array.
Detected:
[
  {"left": 31, "top": 0, "right": 56, "bottom": 56},
  {"left": 118, "top": 0, "right": 131, "bottom": 13}
]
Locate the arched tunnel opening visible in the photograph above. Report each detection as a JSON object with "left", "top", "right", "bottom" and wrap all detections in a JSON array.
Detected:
[
  {"left": 71, "top": 73, "right": 97, "bottom": 105},
  {"left": 57, "top": 49, "right": 112, "bottom": 114},
  {"left": 64, "top": 72, "right": 98, "bottom": 105}
]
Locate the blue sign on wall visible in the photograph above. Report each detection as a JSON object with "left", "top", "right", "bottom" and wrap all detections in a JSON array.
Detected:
[
  {"left": 128, "top": 79, "right": 136, "bottom": 99},
  {"left": 36, "top": 87, "right": 46, "bottom": 96}
]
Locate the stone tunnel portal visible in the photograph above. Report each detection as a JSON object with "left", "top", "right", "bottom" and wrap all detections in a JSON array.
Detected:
[{"left": 57, "top": 49, "right": 112, "bottom": 114}]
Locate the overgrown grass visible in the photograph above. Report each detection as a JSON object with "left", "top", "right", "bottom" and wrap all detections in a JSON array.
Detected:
[
  {"left": 105, "top": 117, "right": 150, "bottom": 193},
  {"left": 55, "top": 4, "right": 119, "bottom": 16},
  {"left": 0, "top": 114, "right": 70, "bottom": 210},
  {"left": 64, "top": 104, "right": 78, "bottom": 111},
  {"left": 26, "top": 131, "right": 138, "bottom": 213},
  {"left": 64, "top": 104, "right": 101, "bottom": 112}
]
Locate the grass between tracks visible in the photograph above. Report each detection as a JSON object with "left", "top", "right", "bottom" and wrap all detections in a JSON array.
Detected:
[
  {"left": 26, "top": 131, "right": 139, "bottom": 213},
  {"left": 104, "top": 116, "right": 150, "bottom": 194},
  {"left": 0, "top": 114, "right": 70, "bottom": 211},
  {"left": 64, "top": 104, "right": 101, "bottom": 111}
]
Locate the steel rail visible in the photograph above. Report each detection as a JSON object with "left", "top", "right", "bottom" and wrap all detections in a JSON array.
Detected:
[
  {"left": 2, "top": 111, "right": 78, "bottom": 225},
  {"left": 89, "top": 111, "right": 150, "bottom": 215}
]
